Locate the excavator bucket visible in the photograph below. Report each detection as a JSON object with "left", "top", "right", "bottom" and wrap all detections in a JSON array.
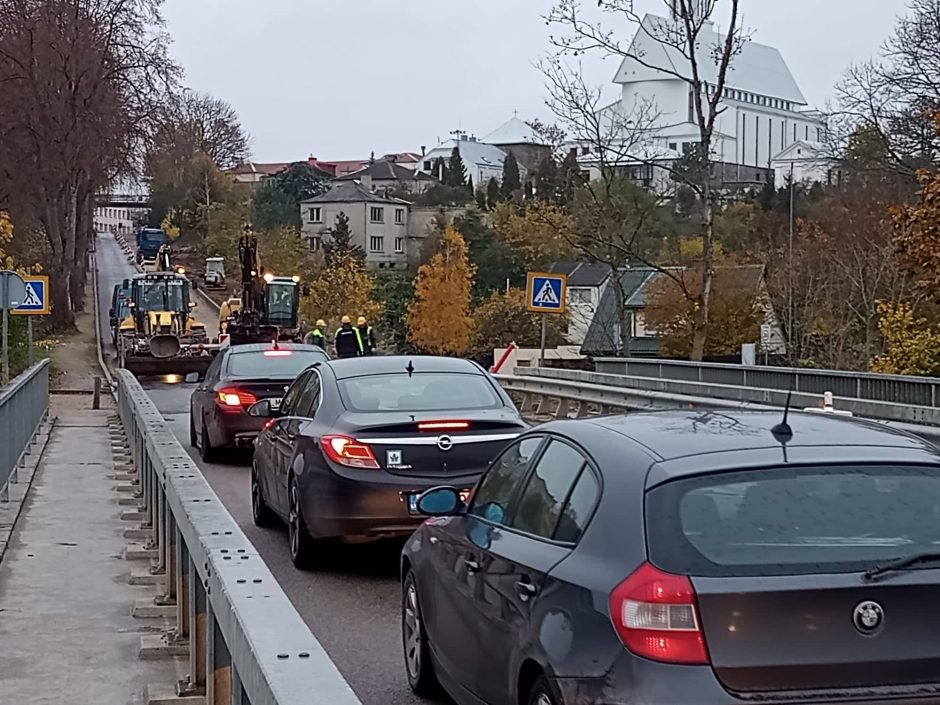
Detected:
[
  {"left": 150, "top": 334, "right": 182, "bottom": 359},
  {"left": 123, "top": 354, "right": 213, "bottom": 377}
]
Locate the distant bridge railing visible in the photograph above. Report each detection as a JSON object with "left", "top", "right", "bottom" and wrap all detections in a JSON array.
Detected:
[
  {"left": 95, "top": 193, "right": 149, "bottom": 207},
  {"left": 117, "top": 369, "right": 362, "bottom": 704},
  {"left": 595, "top": 357, "right": 940, "bottom": 409},
  {"left": 0, "top": 360, "right": 49, "bottom": 503}
]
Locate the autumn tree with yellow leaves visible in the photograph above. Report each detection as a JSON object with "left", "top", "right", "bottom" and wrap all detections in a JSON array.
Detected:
[
  {"left": 407, "top": 227, "right": 476, "bottom": 356},
  {"left": 303, "top": 250, "right": 383, "bottom": 338},
  {"left": 871, "top": 301, "right": 940, "bottom": 376}
]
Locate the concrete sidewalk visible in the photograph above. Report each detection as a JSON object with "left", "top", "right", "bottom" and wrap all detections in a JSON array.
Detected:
[{"left": 0, "top": 401, "right": 181, "bottom": 705}]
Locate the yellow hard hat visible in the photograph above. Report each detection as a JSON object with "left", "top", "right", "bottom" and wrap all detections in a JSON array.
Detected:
[
  {"left": 316, "top": 319, "right": 326, "bottom": 327},
  {"left": 357, "top": 316, "right": 367, "bottom": 326},
  {"left": 341, "top": 315, "right": 351, "bottom": 324}
]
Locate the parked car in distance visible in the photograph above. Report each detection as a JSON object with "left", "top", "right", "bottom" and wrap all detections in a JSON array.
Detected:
[
  {"left": 402, "top": 410, "right": 940, "bottom": 705},
  {"left": 189, "top": 342, "right": 329, "bottom": 462},
  {"left": 248, "top": 355, "right": 527, "bottom": 569}
]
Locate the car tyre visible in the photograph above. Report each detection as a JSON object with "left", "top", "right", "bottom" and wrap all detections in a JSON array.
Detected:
[
  {"left": 402, "top": 569, "right": 441, "bottom": 698},
  {"left": 251, "top": 466, "right": 276, "bottom": 528},
  {"left": 199, "top": 420, "right": 218, "bottom": 463},
  {"left": 288, "top": 479, "right": 318, "bottom": 569},
  {"left": 528, "top": 675, "right": 561, "bottom": 705},
  {"left": 189, "top": 413, "right": 197, "bottom": 448}
]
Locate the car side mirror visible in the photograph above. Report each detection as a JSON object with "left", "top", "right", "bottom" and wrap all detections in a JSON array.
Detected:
[
  {"left": 184, "top": 372, "right": 201, "bottom": 383},
  {"left": 416, "top": 487, "right": 462, "bottom": 517},
  {"left": 247, "top": 399, "right": 274, "bottom": 418}
]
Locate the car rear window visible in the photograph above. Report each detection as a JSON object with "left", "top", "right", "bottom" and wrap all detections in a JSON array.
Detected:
[
  {"left": 646, "top": 465, "right": 940, "bottom": 577},
  {"left": 338, "top": 372, "right": 502, "bottom": 413},
  {"left": 227, "top": 350, "right": 327, "bottom": 379}
]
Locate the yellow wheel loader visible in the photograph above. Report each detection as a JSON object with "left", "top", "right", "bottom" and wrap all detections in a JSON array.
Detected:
[{"left": 116, "top": 272, "right": 216, "bottom": 376}]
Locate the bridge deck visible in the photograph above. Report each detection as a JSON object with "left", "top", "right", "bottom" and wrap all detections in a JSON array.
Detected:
[{"left": 0, "top": 401, "right": 181, "bottom": 703}]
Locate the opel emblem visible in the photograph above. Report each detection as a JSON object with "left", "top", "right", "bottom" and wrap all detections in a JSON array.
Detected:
[
  {"left": 853, "top": 600, "right": 884, "bottom": 634},
  {"left": 437, "top": 435, "right": 453, "bottom": 452}
]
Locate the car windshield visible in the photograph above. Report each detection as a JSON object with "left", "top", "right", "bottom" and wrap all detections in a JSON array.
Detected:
[
  {"left": 338, "top": 372, "right": 502, "bottom": 413},
  {"left": 227, "top": 349, "right": 327, "bottom": 379},
  {"left": 141, "top": 231, "right": 165, "bottom": 242},
  {"left": 646, "top": 465, "right": 940, "bottom": 577},
  {"left": 138, "top": 280, "right": 185, "bottom": 311}
]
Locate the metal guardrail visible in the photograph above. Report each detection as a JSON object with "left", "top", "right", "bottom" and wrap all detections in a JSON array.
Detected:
[
  {"left": 595, "top": 357, "right": 940, "bottom": 408},
  {"left": 117, "top": 369, "right": 361, "bottom": 705},
  {"left": 0, "top": 360, "right": 49, "bottom": 502}
]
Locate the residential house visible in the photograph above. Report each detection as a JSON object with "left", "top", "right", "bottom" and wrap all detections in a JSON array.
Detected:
[
  {"left": 335, "top": 158, "right": 435, "bottom": 195},
  {"left": 483, "top": 116, "right": 552, "bottom": 174},
  {"left": 550, "top": 262, "right": 613, "bottom": 346},
  {"left": 299, "top": 181, "right": 411, "bottom": 269},
  {"left": 581, "top": 264, "right": 785, "bottom": 358},
  {"left": 771, "top": 140, "right": 841, "bottom": 188},
  {"left": 228, "top": 162, "right": 290, "bottom": 186},
  {"left": 418, "top": 134, "right": 518, "bottom": 189},
  {"left": 582, "top": 12, "right": 826, "bottom": 190}
]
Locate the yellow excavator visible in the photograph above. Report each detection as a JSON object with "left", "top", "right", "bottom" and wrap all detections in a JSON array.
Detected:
[{"left": 116, "top": 271, "right": 216, "bottom": 376}]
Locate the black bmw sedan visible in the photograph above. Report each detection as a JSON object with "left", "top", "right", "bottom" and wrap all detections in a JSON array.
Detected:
[
  {"left": 402, "top": 410, "right": 940, "bottom": 705},
  {"left": 248, "top": 355, "right": 527, "bottom": 568}
]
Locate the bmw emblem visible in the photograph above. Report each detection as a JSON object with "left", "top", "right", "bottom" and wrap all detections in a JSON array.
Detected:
[
  {"left": 853, "top": 600, "right": 884, "bottom": 634},
  {"left": 437, "top": 435, "right": 454, "bottom": 452}
]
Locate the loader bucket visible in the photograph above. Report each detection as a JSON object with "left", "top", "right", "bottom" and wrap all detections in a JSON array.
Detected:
[
  {"left": 123, "top": 354, "right": 214, "bottom": 378},
  {"left": 150, "top": 335, "right": 181, "bottom": 359}
]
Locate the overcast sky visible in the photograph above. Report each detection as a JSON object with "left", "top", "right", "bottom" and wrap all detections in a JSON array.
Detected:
[{"left": 162, "top": 0, "right": 912, "bottom": 162}]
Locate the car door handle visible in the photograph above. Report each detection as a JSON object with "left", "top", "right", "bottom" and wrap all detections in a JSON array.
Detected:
[
  {"left": 516, "top": 579, "right": 538, "bottom": 601},
  {"left": 464, "top": 558, "right": 480, "bottom": 574}
]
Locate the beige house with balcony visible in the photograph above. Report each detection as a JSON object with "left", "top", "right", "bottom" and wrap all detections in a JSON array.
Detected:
[{"left": 300, "top": 180, "right": 411, "bottom": 269}]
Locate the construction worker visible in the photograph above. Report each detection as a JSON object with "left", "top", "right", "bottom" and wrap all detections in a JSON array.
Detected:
[
  {"left": 304, "top": 319, "right": 327, "bottom": 349},
  {"left": 356, "top": 316, "right": 376, "bottom": 356},
  {"left": 334, "top": 315, "right": 363, "bottom": 359}
]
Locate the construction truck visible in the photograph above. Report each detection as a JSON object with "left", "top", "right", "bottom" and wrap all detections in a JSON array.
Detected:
[
  {"left": 116, "top": 271, "right": 215, "bottom": 376},
  {"left": 204, "top": 257, "right": 226, "bottom": 289},
  {"left": 222, "top": 225, "right": 307, "bottom": 345},
  {"left": 136, "top": 228, "right": 168, "bottom": 266}
]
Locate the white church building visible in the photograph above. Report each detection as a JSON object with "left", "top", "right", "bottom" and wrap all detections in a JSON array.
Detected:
[{"left": 584, "top": 12, "right": 831, "bottom": 189}]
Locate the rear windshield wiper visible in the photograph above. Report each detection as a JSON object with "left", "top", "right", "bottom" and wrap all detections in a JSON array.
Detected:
[{"left": 863, "top": 552, "right": 940, "bottom": 582}]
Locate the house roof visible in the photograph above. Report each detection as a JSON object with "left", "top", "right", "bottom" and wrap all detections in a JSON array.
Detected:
[
  {"left": 551, "top": 262, "right": 611, "bottom": 287},
  {"left": 301, "top": 181, "right": 412, "bottom": 206},
  {"left": 581, "top": 267, "right": 659, "bottom": 356},
  {"left": 613, "top": 14, "right": 807, "bottom": 105},
  {"left": 483, "top": 117, "right": 547, "bottom": 146},
  {"left": 335, "top": 160, "right": 434, "bottom": 183},
  {"left": 771, "top": 140, "right": 826, "bottom": 162},
  {"left": 421, "top": 138, "right": 510, "bottom": 172},
  {"left": 229, "top": 162, "right": 289, "bottom": 176}
]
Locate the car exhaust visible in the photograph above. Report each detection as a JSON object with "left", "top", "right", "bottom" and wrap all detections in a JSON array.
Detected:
[{"left": 150, "top": 334, "right": 181, "bottom": 359}]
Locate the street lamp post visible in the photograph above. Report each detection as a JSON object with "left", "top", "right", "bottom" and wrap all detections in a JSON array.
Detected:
[{"left": 788, "top": 162, "right": 795, "bottom": 363}]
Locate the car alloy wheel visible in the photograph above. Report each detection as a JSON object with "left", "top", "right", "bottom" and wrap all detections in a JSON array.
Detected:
[
  {"left": 189, "top": 414, "right": 197, "bottom": 447},
  {"left": 200, "top": 420, "right": 217, "bottom": 463},
  {"left": 251, "top": 468, "right": 275, "bottom": 528},
  {"left": 288, "top": 481, "right": 316, "bottom": 569},
  {"left": 528, "top": 676, "right": 559, "bottom": 705},
  {"left": 402, "top": 570, "right": 440, "bottom": 697}
]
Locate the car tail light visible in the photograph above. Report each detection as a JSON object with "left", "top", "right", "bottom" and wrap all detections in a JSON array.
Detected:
[
  {"left": 609, "top": 562, "right": 709, "bottom": 665},
  {"left": 417, "top": 420, "right": 470, "bottom": 431},
  {"left": 321, "top": 435, "right": 380, "bottom": 470},
  {"left": 264, "top": 350, "right": 293, "bottom": 357},
  {"left": 216, "top": 387, "right": 257, "bottom": 409}
]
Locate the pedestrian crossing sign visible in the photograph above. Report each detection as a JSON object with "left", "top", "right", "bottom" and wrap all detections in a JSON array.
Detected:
[
  {"left": 12, "top": 275, "right": 50, "bottom": 315},
  {"left": 526, "top": 272, "right": 567, "bottom": 314}
]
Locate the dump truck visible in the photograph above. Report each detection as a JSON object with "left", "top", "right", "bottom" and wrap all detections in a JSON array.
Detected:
[
  {"left": 222, "top": 226, "right": 307, "bottom": 345},
  {"left": 136, "top": 228, "right": 169, "bottom": 266},
  {"left": 116, "top": 271, "right": 215, "bottom": 376}
]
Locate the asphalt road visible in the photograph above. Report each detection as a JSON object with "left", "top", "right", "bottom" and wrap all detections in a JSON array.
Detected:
[{"left": 94, "top": 232, "right": 438, "bottom": 705}]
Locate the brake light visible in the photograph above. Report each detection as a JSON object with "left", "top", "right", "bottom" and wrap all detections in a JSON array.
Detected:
[
  {"left": 264, "top": 350, "right": 293, "bottom": 357},
  {"left": 216, "top": 388, "right": 257, "bottom": 408},
  {"left": 417, "top": 420, "right": 470, "bottom": 431},
  {"left": 321, "top": 435, "right": 380, "bottom": 470},
  {"left": 609, "top": 562, "right": 709, "bottom": 665}
]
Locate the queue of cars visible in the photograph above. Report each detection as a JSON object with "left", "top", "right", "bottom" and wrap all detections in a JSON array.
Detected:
[{"left": 187, "top": 346, "right": 940, "bottom": 705}]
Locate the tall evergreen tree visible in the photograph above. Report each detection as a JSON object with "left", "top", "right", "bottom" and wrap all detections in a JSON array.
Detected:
[
  {"left": 447, "top": 145, "right": 467, "bottom": 187},
  {"left": 501, "top": 152, "right": 521, "bottom": 199},
  {"left": 324, "top": 211, "right": 364, "bottom": 265},
  {"left": 559, "top": 149, "right": 584, "bottom": 206},
  {"left": 486, "top": 177, "right": 501, "bottom": 209},
  {"left": 467, "top": 174, "right": 474, "bottom": 195}
]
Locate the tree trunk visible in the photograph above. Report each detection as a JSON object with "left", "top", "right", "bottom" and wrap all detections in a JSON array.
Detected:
[
  {"left": 690, "top": 192, "right": 716, "bottom": 361},
  {"left": 613, "top": 274, "right": 632, "bottom": 357}
]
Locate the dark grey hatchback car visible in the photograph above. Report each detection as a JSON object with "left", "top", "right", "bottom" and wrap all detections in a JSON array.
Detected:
[{"left": 402, "top": 409, "right": 940, "bottom": 705}]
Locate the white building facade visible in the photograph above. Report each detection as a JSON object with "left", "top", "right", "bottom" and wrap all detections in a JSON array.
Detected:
[{"left": 611, "top": 14, "right": 827, "bottom": 185}]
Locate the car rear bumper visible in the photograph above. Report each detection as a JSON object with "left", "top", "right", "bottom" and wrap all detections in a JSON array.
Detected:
[
  {"left": 301, "top": 468, "right": 480, "bottom": 539},
  {"left": 211, "top": 411, "right": 265, "bottom": 448}
]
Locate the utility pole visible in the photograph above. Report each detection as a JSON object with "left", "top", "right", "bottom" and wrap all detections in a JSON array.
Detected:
[{"left": 788, "top": 162, "right": 795, "bottom": 363}]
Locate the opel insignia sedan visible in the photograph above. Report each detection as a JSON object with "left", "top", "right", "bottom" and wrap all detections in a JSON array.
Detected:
[
  {"left": 402, "top": 409, "right": 940, "bottom": 705},
  {"left": 189, "top": 342, "right": 329, "bottom": 462},
  {"left": 248, "top": 356, "right": 527, "bottom": 568}
]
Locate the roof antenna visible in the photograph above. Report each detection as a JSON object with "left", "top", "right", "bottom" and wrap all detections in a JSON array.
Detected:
[
  {"left": 406, "top": 360, "right": 415, "bottom": 378},
  {"left": 771, "top": 379, "right": 795, "bottom": 443}
]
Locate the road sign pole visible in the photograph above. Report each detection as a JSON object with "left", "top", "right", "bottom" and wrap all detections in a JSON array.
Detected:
[
  {"left": 27, "top": 316, "right": 33, "bottom": 366},
  {"left": 540, "top": 314, "right": 547, "bottom": 368},
  {"left": 1, "top": 275, "right": 8, "bottom": 385}
]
